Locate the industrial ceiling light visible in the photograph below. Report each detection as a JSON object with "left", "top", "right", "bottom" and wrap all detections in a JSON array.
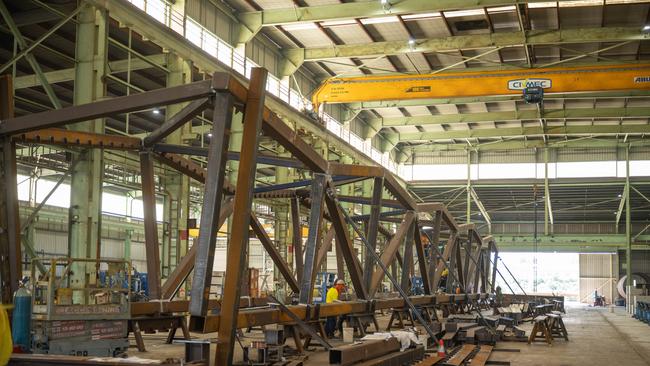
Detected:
[
  {"left": 207, "top": 133, "right": 213, "bottom": 138},
  {"left": 152, "top": 108, "right": 160, "bottom": 114},
  {"left": 618, "top": 193, "right": 622, "bottom": 198},
  {"left": 408, "top": 38, "right": 416, "bottom": 51},
  {"left": 643, "top": 25, "right": 650, "bottom": 33},
  {"left": 380, "top": 0, "right": 391, "bottom": 11}
]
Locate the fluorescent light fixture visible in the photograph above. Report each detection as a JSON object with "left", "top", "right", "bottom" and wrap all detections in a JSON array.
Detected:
[
  {"left": 402, "top": 12, "right": 441, "bottom": 20},
  {"left": 282, "top": 22, "right": 318, "bottom": 31},
  {"left": 487, "top": 5, "right": 516, "bottom": 13},
  {"left": 443, "top": 9, "right": 485, "bottom": 18},
  {"left": 558, "top": 0, "right": 604, "bottom": 7},
  {"left": 528, "top": 1, "right": 558, "bottom": 8},
  {"left": 321, "top": 19, "right": 357, "bottom": 27},
  {"left": 360, "top": 16, "right": 399, "bottom": 24},
  {"left": 408, "top": 38, "right": 416, "bottom": 51}
]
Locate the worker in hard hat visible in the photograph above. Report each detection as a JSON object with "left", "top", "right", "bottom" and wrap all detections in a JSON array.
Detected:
[
  {"left": 324, "top": 279, "right": 346, "bottom": 338},
  {"left": 440, "top": 268, "right": 449, "bottom": 291}
]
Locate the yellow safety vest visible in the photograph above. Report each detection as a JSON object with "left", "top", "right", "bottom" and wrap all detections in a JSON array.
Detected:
[{"left": 0, "top": 304, "right": 12, "bottom": 365}]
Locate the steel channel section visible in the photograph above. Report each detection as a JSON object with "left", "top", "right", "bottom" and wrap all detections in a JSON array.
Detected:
[
  {"left": 250, "top": 212, "right": 300, "bottom": 293},
  {"left": 161, "top": 199, "right": 234, "bottom": 300},
  {"left": 463, "top": 234, "right": 473, "bottom": 290},
  {"left": 454, "top": 237, "right": 465, "bottom": 291},
  {"left": 143, "top": 97, "right": 211, "bottom": 147},
  {"left": 324, "top": 179, "right": 367, "bottom": 300},
  {"left": 299, "top": 173, "right": 326, "bottom": 304},
  {"left": 215, "top": 68, "right": 267, "bottom": 366},
  {"left": 139, "top": 151, "right": 162, "bottom": 299},
  {"left": 491, "top": 248, "right": 499, "bottom": 293},
  {"left": 413, "top": 222, "right": 431, "bottom": 295},
  {"left": 291, "top": 197, "right": 304, "bottom": 283},
  {"left": 189, "top": 93, "right": 234, "bottom": 317},
  {"left": 364, "top": 177, "right": 383, "bottom": 290},
  {"left": 15, "top": 128, "right": 141, "bottom": 150}
]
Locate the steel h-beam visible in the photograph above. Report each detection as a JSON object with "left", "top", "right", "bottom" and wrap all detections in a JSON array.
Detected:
[
  {"left": 426, "top": 211, "right": 442, "bottom": 291},
  {"left": 215, "top": 68, "right": 267, "bottom": 366},
  {"left": 400, "top": 222, "right": 415, "bottom": 292},
  {"left": 140, "top": 151, "right": 162, "bottom": 299},
  {"left": 364, "top": 177, "right": 383, "bottom": 290},
  {"left": 291, "top": 197, "right": 304, "bottom": 282},
  {"left": 299, "top": 174, "right": 326, "bottom": 304},
  {"left": 0, "top": 75, "right": 21, "bottom": 304},
  {"left": 189, "top": 93, "right": 234, "bottom": 316}
]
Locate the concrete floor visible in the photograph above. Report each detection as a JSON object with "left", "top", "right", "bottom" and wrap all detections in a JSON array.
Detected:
[{"left": 132, "top": 303, "right": 650, "bottom": 365}]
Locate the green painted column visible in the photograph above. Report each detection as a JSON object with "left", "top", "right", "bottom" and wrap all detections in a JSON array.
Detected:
[
  {"left": 338, "top": 155, "right": 354, "bottom": 284},
  {"left": 162, "top": 53, "right": 192, "bottom": 277},
  {"left": 124, "top": 229, "right": 132, "bottom": 263},
  {"left": 625, "top": 146, "right": 632, "bottom": 289},
  {"left": 274, "top": 145, "right": 290, "bottom": 290},
  {"left": 68, "top": 5, "right": 106, "bottom": 300},
  {"left": 466, "top": 150, "right": 471, "bottom": 223}
]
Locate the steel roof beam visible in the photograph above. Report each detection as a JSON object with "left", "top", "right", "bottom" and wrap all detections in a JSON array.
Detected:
[
  {"left": 282, "top": 27, "right": 646, "bottom": 76},
  {"left": 236, "top": 0, "right": 552, "bottom": 44},
  {"left": 398, "top": 125, "right": 650, "bottom": 142},
  {"left": 372, "top": 107, "right": 650, "bottom": 128}
]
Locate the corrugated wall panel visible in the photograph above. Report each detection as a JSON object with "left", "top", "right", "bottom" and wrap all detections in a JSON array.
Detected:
[
  {"left": 557, "top": 148, "right": 617, "bottom": 162},
  {"left": 579, "top": 253, "right": 617, "bottom": 304},
  {"left": 186, "top": 0, "right": 233, "bottom": 42},
  {"left": 413, "top": 151, "right": 467, "bottom": 164}
]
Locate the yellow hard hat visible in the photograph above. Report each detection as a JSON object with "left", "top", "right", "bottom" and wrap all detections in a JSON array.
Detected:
[{"left": 442, "top": 268, "right": 449, "bottom": 276}]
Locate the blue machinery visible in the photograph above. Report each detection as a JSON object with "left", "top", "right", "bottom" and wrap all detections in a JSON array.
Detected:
[
  {"left": 635, "top": 300, "right": 650, "bottom": 324},
  {"left": 314, "top": 272, "right": 337, "bottom": 303}
]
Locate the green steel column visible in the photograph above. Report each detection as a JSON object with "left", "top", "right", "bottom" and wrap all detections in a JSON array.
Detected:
[
  {"left": 625, "top": 146, "right": 632, "bottom": 289},
  {"left": 361, "top": 178, "right": 372, "bottom": 283},
  {"left": 162, "top": 53, "right": 191, "bottom": 277},
  {"left": 543, "top": 149, "right": 548, "bottom": 235},
  {"left": 466, "top": 150, "right": 471, "bottom": 223},
  {"left": 339, "top": 155, "right": 354, "bottom": 283},
  {"left": 69, "top": 5, "right": 106, "bottom": 299},
  {"left": 124, "top": 229, "right": 132, "bottom": 262},
  {"left": 274, "top": 145, "right": 290, "bottom": 289}
]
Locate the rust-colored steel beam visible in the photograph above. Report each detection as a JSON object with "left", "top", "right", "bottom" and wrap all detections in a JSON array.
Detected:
[
  {"left": 250, "top": 212, "right": 300, "bottom": 294},
  {"left": 400, "top": 221, "right": 415, "bottom": 292},
  {"left": 324, "top": 180, "right": 367, "bottom": 300},
  {"left": 369, "top": 211, "right": 415, "bottom": 297},
  {"left": 414, "top": 221, "right": 431, "bottom": 295},
  {"left": 189, "top": 93, "right": 234, "bottom": 317},
  {"left": 193, "top": 293, "right": 479, "bottom": 333},
  {"left": 0, "top": 75, "right": 21, "bottom": 304},
  {"left": 14, "top": 128, "right": 141, "bottom": 150},
  {"left": 328, "top": 162, "right": 385, "bottom": 178},
  {"left": 143, "top": 97, "right": 211, "bottom": 147},
  {"left": 215, "top": 68, "right": 267, "bottom": 366},
  {"left": 364, "top": 176, "right": 383, "bottom": 290},
  {"left": 155, "top": 152, "right": 236, "bottom": 194},
  {"left": 291, "top": 197, "right": 303, "bottom": 283},
  {"left": 384, "top": 173, "right": 417, "bottom": 210},
  {"left": 161, "top": 199, "right": 234, "bottom": 300},
  {"left": 299, "top": 174, "right": 326, "bottom": 303},
  {"left": 140, "top": 151, "right": 162, "bottom": 299},
  {"left": 0, "top": 77, "right": 225, "bottom": 135},
  {"left": 425, "top": 211, "right": 443, "bottom": 292}
]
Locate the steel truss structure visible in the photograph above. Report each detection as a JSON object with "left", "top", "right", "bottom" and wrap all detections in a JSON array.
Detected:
[{"left": 0, "top": 69, "right": 498, "bottom": 365}]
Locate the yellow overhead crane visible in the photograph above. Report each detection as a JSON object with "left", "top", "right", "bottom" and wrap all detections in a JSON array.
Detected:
[{"left": 311, "top": 63, "right": 650, "bottom": 111}]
